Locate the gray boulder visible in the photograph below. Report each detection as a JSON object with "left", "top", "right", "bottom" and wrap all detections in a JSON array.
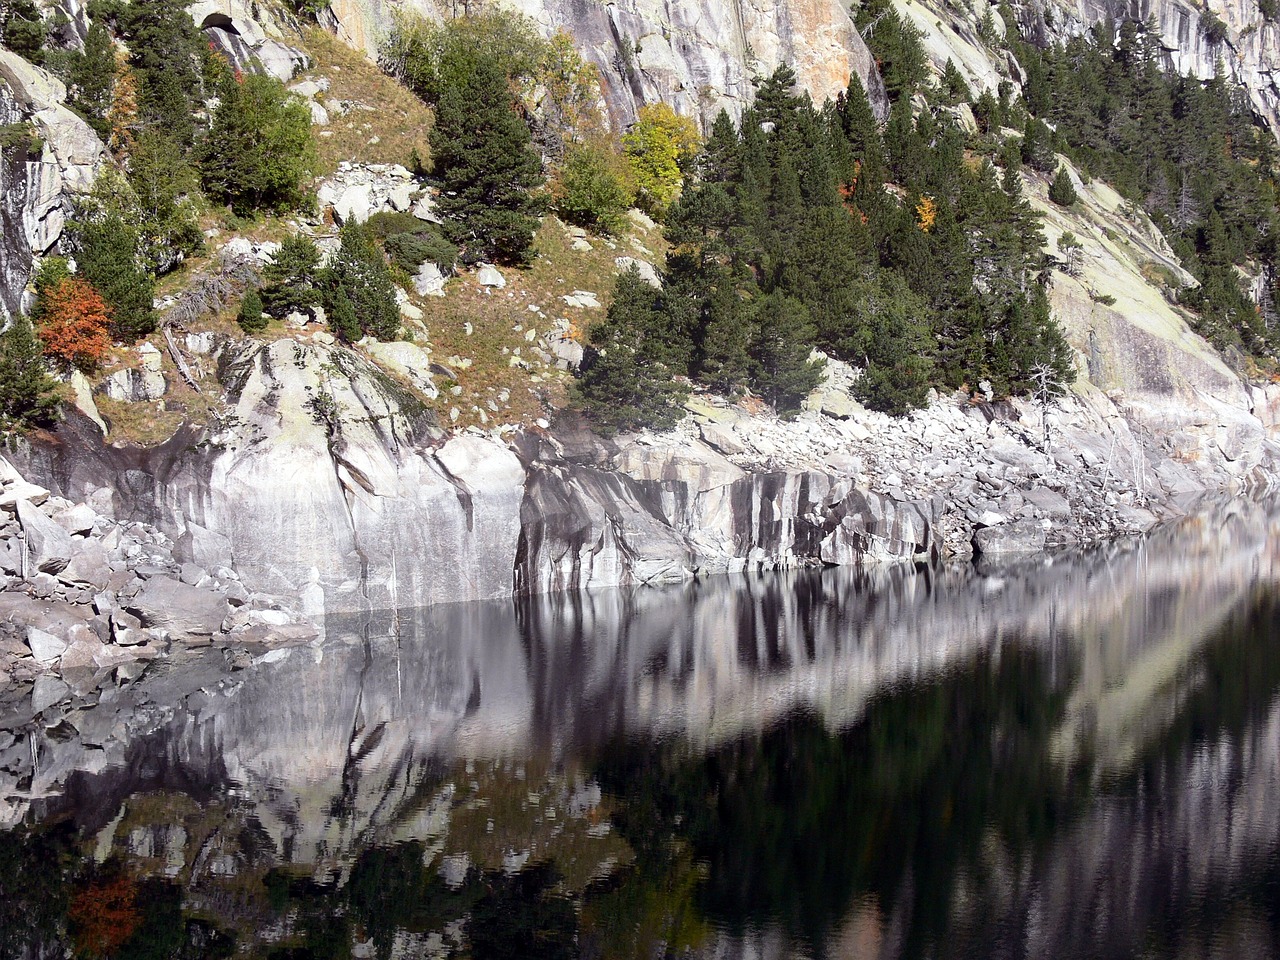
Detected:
[
  {"left": 27, "top": 626, "right": 67, "bottom": 663},
  {"left": 413, "top": 261, "right": 446, "bottom": 297},
  {"left": 126, "top": 575, "right": 230, "bottom": 638},
  {"left": 972, "top": 520, "right": 1048, "bottom": 557},
  {"left": 17, "top": 499, "right": 73, "bottom": 573}
]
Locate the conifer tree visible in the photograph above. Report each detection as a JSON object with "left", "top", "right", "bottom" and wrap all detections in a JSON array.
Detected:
[
  {"left": 72, "top": 213, "right": 155, "bottom": 341},
  {"left": 0, "top": 318, "right": 60, "bottom": 434},
  {"left": 1048, "top": 166, "right": 1079, "bottom": 206},
  {"left": 748, "top": 293, "right": 822, "bottom": 414},
  {"left": 573, "top": 266, "right": 689, "bottom": 434},
  {"left": 200, "top": 72, "right": 314, "bottom": 215},
  {"left": 68, "top": 22, "right": 116, "bottom": 139},
  {"left": 261, "top": 235, "right": 322, "bottom": 317},
  {"left": 321, "top": 224, "right": 401, "bottom": 342},
  {"left": 430, "top": 51, "right": 544, "bottom": 264},
  {"left": 237, "top": 289, "right": 268, "bottom": 334}
]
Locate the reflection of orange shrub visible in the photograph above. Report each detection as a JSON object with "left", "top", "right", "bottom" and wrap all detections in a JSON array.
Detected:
[
  {"left": 68, "top": 873, "right": 140, "bottom": 958},
  {"left": 37, "top": 277, "right": 113, "bottom": 372}
]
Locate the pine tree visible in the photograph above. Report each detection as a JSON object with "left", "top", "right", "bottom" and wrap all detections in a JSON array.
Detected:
[
  {"left": 429, "top": 51, "right": 544, "bottom": 264},
  {"left": 199, "top": 72, "right": 315, "bottom": 215},
  {"left": 321, "top": 223, "right": 400, "bottom": 342},
  {"left": 1048, "top": 166, "right": 1078, "bottom": 206},
  {"left": 261, "top": 234, "right": 322, "bottom": 317},
  {"left": 72, "top": 213, "right": 155, "bottom": 341},
  {"left": 748, "top": 293, "right": 822, "bottom": 414},
  {"left": 237, "top": 289, "right": 268, "bottom": 334},
  {"left": 68, "top": 22, "right": 116, "bottom": 139},
  {"left": 573, "top": 266, "right": 689, "bottom": 434},
  {"left": 0, "top": 318, "right": 61, "bottom": 434}
]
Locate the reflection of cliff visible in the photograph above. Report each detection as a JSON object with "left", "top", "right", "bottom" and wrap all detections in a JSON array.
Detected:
[{"left": 4, "top": 500, "right": 1280, "bottom": 957}]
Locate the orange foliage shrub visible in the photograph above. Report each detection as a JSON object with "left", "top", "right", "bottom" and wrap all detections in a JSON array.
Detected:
[
  {"left": 37, "top": 277, "right": 113, "bottom": 372},
  {"left": 68, "top": 873, "right": 140, "bottom": 958}
]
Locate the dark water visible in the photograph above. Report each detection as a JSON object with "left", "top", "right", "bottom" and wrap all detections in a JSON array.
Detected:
[{"left": 3, "top": 504, "right": 1280, "bottom": 959}]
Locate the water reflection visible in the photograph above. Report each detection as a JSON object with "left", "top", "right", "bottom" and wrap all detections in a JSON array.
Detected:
[{"left": 2, "top": 501, "right": 1280, "bottom": 958}]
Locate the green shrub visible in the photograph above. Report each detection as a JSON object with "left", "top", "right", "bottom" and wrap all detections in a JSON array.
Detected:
[
  {"left": 1048, "top": 166, "right": 1078, "bottom": 206},
  {"left": 384, "top": 229, "right": 457, "bottom": 272},
  {"left": 552, "top": 138, "right": 634, "bottom": 235}
]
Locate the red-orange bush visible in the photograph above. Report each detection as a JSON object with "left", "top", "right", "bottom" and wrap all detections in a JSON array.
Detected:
[{"left": 37, "top": 277, "right": 113, "bottom": 371}]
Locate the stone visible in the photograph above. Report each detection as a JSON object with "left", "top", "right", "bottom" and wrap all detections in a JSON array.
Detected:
[
  {"left": 387, "top": 184, "right": 412, "bottom": 211},
  {"left": 332, "top": 183, "right": 373, "bottom": 224},
  {"left": 180, "top": 562, "right": 207, "bottom": 586},
  {"left": 413, "top": 261, "right": 446, "bottom": 297},
  {"left": 59, "top": 539, "right": 112, "bottom": 588},
  {"left": 101, "top": 366, "right": 166, "bottom": 403},
  {"left": 175, "top": 523, "right": 233, "bottom": 570},
  {"left": 614, "top": 256, "right": 661, "bottom": 288},
  {"left": 1020, "top": 487, "right": 1072, "bottom": 519},
  {"left": 364, "top": 340, "right": 438, "bottom": 398},
  {"left": 53, "top": 503, "right": 97, "bottom": 535},
  {"left": 972, "top": 520, "right": 1047, "bottom": 557},
  {"left": 476, "top": 264, "right": 505, "bottom": 288},
  {"left": 31, "top": 676, "right": 69, "bottom": 714},
  {"left": 126, "top": 576, "right": 230, "bottom": 639},
  {"left": 411, "top": 194, "right": 442, "bottom": 223},
  {"left": 27, "top": 626, "right": 67, "bottom": 663},
  {"left": 17, "top": 499, "right": 73, "bottom": 573}
]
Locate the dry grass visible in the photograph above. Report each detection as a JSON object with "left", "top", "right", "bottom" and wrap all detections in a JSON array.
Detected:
[
  {"left": 296, "top": 28, "right": 434, "bottom": 177},
  {"left": 406, "top": 215, "right": 666, "bottom": 429}
]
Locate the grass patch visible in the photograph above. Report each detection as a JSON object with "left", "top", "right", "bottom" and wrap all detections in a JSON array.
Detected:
[
  {"left": 296, "top": 27, "right": 434, "bottom": 177},
  {"left": 408, "top": 215, "right": 666, "bottom": 429}
]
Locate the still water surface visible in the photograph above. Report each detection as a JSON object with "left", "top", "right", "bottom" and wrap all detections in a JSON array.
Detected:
[{"left": 3, "top": 503, "right": 1280, "bottom": 959}]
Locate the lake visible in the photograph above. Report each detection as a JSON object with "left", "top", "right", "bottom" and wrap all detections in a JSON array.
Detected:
[{"left": 2, "top": 501, "right": 1279, "bottom": 959}]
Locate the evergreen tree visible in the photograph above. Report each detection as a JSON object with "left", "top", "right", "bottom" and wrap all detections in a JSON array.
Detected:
[
  {"left": 261, "top": 234, "right": 322, "bottom": 317},
  {"left": 199, "top": 72, "right": 314, "bottom": 215},
  {"left": 429, "top": 50, "right": 544, "bottom": 264},
  {"left": 67, "top": 22, "right": 116, "bottom": 139},
  {"left": 747, "top": 293, "right": 822, "bottom": 414},
  {"left": 117, "top": 0, "right": 207, "bottom": 145},
  {"left": 237, "top": 288, "right": 268, "bottom": 333},
  {"left": 128, "top": 131, "right": 203, "bottom": 273},
  {"left": 1048, "top": 166, "right": 1078, "bottom": 206},
  {"left": 321, "top": 223, "right": 400, "bottom": 342},
  {"left": 72, "top": 213, "right": 155, "bottom": 341},
  {"left": 573, "top": 266, "right": 689, "bottom": 434},
  {"left": 0, "top": 0, "right": 45, "bottom": 64},
  {"left": 0, "top": 318, "right": 60, "bottom": 434}
]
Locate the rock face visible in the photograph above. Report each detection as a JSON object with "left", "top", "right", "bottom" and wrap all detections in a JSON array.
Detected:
[
  {"left": 323, "top": 0, "right": 888, "bottom": 129},
  {"left": 188, "top": 0, "right": 308, "bottom": 82},
  {"left": 0, "top": 49, "right": 106, "bottom": 315},
  {"left": 16, "top": 337, "right": 946, "bottom": 617}
]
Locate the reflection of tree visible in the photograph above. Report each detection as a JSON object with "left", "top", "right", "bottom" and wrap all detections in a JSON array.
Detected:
[
  {"left": 0, "top": 823, "right": 75, "bottom": 957},
  {"left": 69, "top": 872, "right": 141, "bottom": 958},
  {"left": 593, "top": 645, "right": 1086, "bottom": 956},
  {"left": 579, "top": 836, "right": 710, "bottom": 959}
]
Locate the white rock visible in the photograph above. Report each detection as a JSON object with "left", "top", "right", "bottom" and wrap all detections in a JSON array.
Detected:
[{"left": 476, "top": 264, "right": 505, "bottom": 288}]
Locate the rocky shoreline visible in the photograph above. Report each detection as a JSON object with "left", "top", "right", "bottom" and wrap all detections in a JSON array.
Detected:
[{"left": 0, "top": 457, "right": 317, "bottom": 726}]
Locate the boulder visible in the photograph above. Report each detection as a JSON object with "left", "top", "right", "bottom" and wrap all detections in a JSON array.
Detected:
[
  {"left": 364, "top": 340, "right": 438, "bottom": 398},
  {"left": 972, "top": 520, "right": 1047, "bottom": 557},
  {"left": 411, "top": 194, "right": 442, "bottom": 223},
  {"left": 31, "top": 675, "right": 69, "bottom": 714},
  {"left": 175, "top": 522, "right": 233, "bottom": 570},
  {"left": 58, "top": 540, "right": 112, "bottom": 588},
  {"left": 126, "top": 576, "right": 230, "bottom": 638},
  {"left": 614, "top": 256, "right": 661, "bottom": 288},
  {"left": 27, "top": 626, "right": 67, "bottom": 663},
  {"left": 53, "top": 503, "right": 97, "bottom": 535},
  {"left": 387, "top": 183, "right": 413, "bottom": 211},
  {"left": 101, "top": 366, "right": 166, "bottom": 403},
  {"left": 17, "top": 498, "right": 73, "bottom": 573},
  {"left": 413, "top": 261, "right": 446, "bottom": 297},
  {"left": 333, "top": 183, "right": 373, "bottom": 224},
  {"left": 476, "top": 264, "right": 505, "bottom": 288}
]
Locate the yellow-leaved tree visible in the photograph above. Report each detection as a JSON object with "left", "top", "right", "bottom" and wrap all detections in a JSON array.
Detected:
[{"left": 622, "top": 103, "right": 700, "bottom": 219}]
